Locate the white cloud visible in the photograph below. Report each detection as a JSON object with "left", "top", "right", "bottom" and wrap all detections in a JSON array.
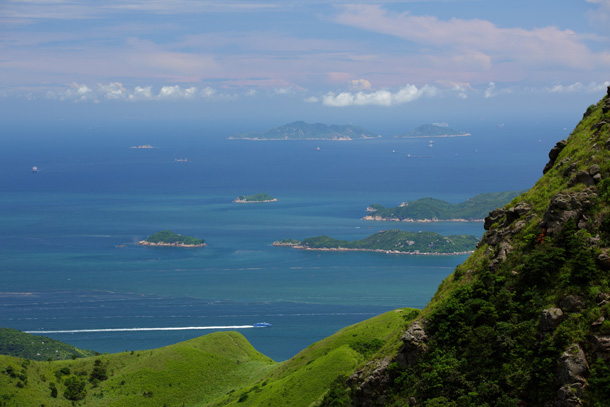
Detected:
[
  {"left": 158, "top": 85, "right": 198, "bottom": 99},
  {"left": 129, "top": 86, "right": 154, "bottom": 101},
  {"left": 349, "top": 79, "right": 372, "bottom": 91},
  {"left": 545, "top": 81, "right": 610, "bottom": 94},
  {"left": 304, "top": 96, "right": 319, "bottom": 103},
  {"left": 98, "top": 82, "right": 127, "bottom": 100},
  {"left": 322, "top": 84, "right": 438, "bottom": 107},
  {"left": 484, "top": 82, "right": 496, "bottom": 99}
]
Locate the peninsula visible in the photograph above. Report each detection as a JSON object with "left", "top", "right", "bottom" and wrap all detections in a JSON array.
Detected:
[
  {"left": 138, "top": 230, "right": 206, "bottom": 247},
  {"left": 364, "top": 191, "right": 523, "bottom": 222},
  {"left": 275, "top": 229, "right": 478, "bottom": 255},
  {"left": 398, "top": 123, "right": 470, "bottom": 138},
  {"left": 229, "top": 121, "right": 380, "bottom": 140},
  {"left": 234, "top": 193, "right": 277, "bottom": 203}
]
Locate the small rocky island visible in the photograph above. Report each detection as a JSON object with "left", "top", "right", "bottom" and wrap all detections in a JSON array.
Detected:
[
  {"left": 398, "top": 123, "right": 470, "bottom": 138},
  {"left": 138, "top": 230, "right": 206, "bottom": 247},
  {"left": 234, "top": 193, "right": 277, "bottom": 203},
  {"left": 364, "top": 191, "right": 522, "bottom": 222},
  {"left": 230, "top": 121, "right": 380, "bottom": 140},
  {"left": 129, "top": 144, "right": 154, "bottom": 149},
  {"left": 274, "top": 230, "right": 478, "bottom": 255}
]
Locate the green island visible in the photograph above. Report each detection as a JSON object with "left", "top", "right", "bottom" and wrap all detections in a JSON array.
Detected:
[
  {"left": 0, "top": 328, "right": 96, "bottom": 361},
  {"left": 234, "top": 193, "right": 277, "bottom": 203},
  {"left": 138, "top": 230, "right": 206, "bottom": 247},
  {"left": 4, "top": 90, "right": 610, "bottom": 406},
  {"left": 278, "top": 230, "right": 479, "bottom": 255},
  {"left": 364, "top": 190, "right": 523, "bottom": 222},
  {"left": 398, "top": 123, "right": 470, "bottom": 138},
  {"left": 229, "top": 121, "right": 380, "bottom": 140}
]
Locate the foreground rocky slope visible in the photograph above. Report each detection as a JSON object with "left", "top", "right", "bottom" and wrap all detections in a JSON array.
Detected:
[{"left": 324, "top": 89, "right": 610, "bottom": 406}]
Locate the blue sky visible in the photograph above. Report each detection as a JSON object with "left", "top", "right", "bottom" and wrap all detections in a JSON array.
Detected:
[{"left": 1, "top": 0, "right": 610, "bottom": 126}]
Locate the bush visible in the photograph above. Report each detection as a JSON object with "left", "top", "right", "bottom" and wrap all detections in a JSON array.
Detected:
[{"left": 63, "top": 375, "right": 87, "bottom": 401}]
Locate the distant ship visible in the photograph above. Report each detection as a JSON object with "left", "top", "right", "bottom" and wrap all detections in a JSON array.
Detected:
[
  {"left": 32, "top": 166, "right": 38, "bottom": 174},
  {"left": 253, "top": 322, "right": 272, "bottom": 328}
]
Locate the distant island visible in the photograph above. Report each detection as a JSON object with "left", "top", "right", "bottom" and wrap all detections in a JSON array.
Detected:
[
  {"left": 138, "top": 230, "right": 206, "bottom": 247},
  {"left": 274, "top": 230, "right": 478, "bottom": 255},
  {"left": 234, "top": 193, "right": 277, "bottom": 203},
  {"left": 229, "top": 121, "right": 381, "bottom": 141},
  {"left": 398, "top": 123, "right": 470, "bottom": 138},
  {"left": 129, "top": 144, "right": 154, "bottom": 149},
  {"left": 364, "top": 191, "right": 523, "bottom": 222}
]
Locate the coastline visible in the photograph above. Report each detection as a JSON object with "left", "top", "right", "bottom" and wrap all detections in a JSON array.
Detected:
[
  {"left": 362, "top": 215, "right": 484, "bottom": 223},
  {"left": 137, "top": 241, "right": 207, "bottom": 248},
  {"left": 291, "top": 245, "right": 474, "bottom": 256}
]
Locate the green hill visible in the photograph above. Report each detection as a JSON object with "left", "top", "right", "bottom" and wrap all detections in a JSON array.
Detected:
[
  {"left": 0, "top": 309, "right": 410, "bottom": 407},
  {"left": 0, "top": 327, "right": 96, "bottom": 361},
  {"left": 293, "top": 229, "right": 478, "bottom": 254},
  {"left": 0, "top": 331, "right": 275, "bottom": 406},
  {"left": 365, "top": 190, "right": 523, "bottom": 222},
  {"left": 322, "top": 88, "right": 610, "bottom": 405},
  {"left": 230, "top": 121, "right": 380, "bottom": 140},
  {"left": 139, "top": 230, "right": 206, "bottom": 246}
]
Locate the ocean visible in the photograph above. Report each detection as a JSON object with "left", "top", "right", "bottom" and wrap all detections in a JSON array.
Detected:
[{"left": 0, "top": 119, "right": 563, "bottom": 361}]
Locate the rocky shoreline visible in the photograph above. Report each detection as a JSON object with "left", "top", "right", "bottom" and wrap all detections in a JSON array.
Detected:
[
  {"left": 137, "top": 240, "right": 207, "bottom": 248},
  {"left": 362, "top": 215, "right": 483, "bottom": 223},
  {"left": 291, "top": 245, "right": 474, "bottom": 256}
]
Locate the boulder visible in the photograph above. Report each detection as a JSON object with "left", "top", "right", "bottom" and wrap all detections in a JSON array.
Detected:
[
  {"left": 559, "top": 296, "right": 585, "bottom": 313},
  {"left": 395, "top": 321, "right": 429, "bottom": 368},
  {"left": 557, "top": 344, "right": 588, "bottom": 385},
  {"left": 544, "top": 139, "right": 567, "bottom": 174},
  {"left": 593, "top": 335, "right": 610, "bottom": 360},
  {"left": 540, "top": 307, "right": 564, "bottom": 334}
]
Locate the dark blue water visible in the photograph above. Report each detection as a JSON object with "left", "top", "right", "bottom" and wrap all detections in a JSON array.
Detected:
[{"left": 0, "top": 119, "right": 560, "bottom": 360}]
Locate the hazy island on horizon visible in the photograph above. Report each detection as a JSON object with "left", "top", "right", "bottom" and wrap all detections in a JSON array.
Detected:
[
  {"left": 229, "top": 121, "right": 381, "bottom": 141},
  {"left": 397, "top": 123, "right": 470, "bottom": 138}
]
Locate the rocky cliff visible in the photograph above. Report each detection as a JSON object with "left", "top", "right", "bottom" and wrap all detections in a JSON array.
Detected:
[{"left": 325, "top": 87, "right": 610, "bottom": 406}]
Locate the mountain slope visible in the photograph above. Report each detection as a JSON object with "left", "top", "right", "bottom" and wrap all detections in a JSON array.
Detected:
[{"left": 335, "top": 87, "right": 610, "bottom": 406}]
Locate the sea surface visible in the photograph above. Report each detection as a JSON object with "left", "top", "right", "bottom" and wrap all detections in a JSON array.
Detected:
[{"left": 0, "top": 119, "right": 565, "bottom": 361}]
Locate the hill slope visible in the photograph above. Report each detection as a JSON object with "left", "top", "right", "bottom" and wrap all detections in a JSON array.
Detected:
[
  {"left": 330, "top": 87, "right": 610, "bottom": 406},
  {"left": 0, "top": 327, "right": 96, "bottom": 361}
]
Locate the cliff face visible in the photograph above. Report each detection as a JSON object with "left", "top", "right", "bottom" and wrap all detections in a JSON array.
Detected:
[{"left": 339, "top": 87, "right": 610, "bottom": 407}]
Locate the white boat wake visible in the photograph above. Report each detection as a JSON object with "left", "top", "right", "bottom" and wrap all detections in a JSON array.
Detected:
[{"left": 25, "top": 325, "right": 256, "bottom": 334}]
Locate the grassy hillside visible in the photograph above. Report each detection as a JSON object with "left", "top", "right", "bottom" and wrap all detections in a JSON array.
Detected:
[
  {"left": 210, "top": 308, "right": 415, "bottom": 407},
  {"left": 0, "top": 308, "right": 412, "bottom": 407},
  {"left": 0, "top": 331, "right": 274, "bottom": 407}
]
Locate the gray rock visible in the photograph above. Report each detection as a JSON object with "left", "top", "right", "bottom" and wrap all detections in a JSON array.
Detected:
[
  {"left": 559, "top": 296, "right": 585, "bottom": 313},
  {"left": 541, "top": 190, "right": 597, "bottom": 235},
  {"left": 567, "top": 171, "right": 595, "bottom": 187},
  {"left": 556, "top": 383, "right": 585, "bottom": 406},
  {"left": 544, "top": 139, "right": 567, "bottom": 174},
  {"left": 396, "top": 321, "right": 428, "bottom": 368},
  {"left": 540, "top": 308, "right": 564, "bottom": 334},
  {"left": 589, "top": 164, "right": 601, "bottom": 176},
  {"left": 557, "top": 344, "right": 588, "bottom": 385},
  {"left": 593, "top": 335, "right": 610, "bottom": 360}
]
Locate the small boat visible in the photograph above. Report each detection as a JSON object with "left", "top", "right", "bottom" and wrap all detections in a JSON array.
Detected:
[
  {"left": 316, "top": 147, "right": 321, "bottom": 151},
  {"left": 32, "top": 166, "right": 38, "bottom": 173},
  {"left": 253, "top": 322, "right": 272, "bottom": 328}
]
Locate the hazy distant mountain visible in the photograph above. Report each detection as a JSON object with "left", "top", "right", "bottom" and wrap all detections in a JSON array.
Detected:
[
  {"left": 230, "top": 121, "right": 381, "bottom": 140},
  {"left": 399, "top": 123, "right": 469, "bottom": 138}
]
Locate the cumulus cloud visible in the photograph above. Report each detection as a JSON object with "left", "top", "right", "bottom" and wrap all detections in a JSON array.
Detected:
[
  {"left": 545, "top": 81, "right": 610, "bottom": 94},
  {"left": 322, "top": 84, "right": 438, "bottom": 107},
  {"left": 304, "top": 96, "right": 319, "bottom": 103},
  {"left": 47, "top": 82, "right": 224, "bottom": 102}
]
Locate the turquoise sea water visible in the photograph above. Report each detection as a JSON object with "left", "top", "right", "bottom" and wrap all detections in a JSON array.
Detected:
[{"left": 0, "top": 119, "right": 559, "bottom": 361}]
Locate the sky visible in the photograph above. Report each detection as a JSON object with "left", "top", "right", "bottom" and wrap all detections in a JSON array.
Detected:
[{"left": 1, "top": 0, "right": 610, "bottom": 128}]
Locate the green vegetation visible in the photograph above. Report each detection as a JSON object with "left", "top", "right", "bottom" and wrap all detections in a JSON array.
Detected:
[
  {"left": 399, "top": 123, "right": 468, "bottom": 138},
  {"left": 298, "top": 229, "right": 478, "bottom": 254},
  {"left": 141, "top": 230, "right": 205, "bottom": 246},
  {"left": 0, "top": 309, "right": 412, "bottom": 407},
  {"left": 320, "top": 88, "right": 610, "bottom": 405},
  {"left": 235, "top": 193, "right": 276, "bottom": 202},
  {"left": 366, "top": 190, "right": 523, "bottom": 221},
  {"left": 231, "top": 121, "right": 380, "bottom": 140},
  {"left": 0, "top": 328, "right": 96, "bottom": 361},
  {"left": 0, "top": 331, "right": 275, "bottom": 406}
]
